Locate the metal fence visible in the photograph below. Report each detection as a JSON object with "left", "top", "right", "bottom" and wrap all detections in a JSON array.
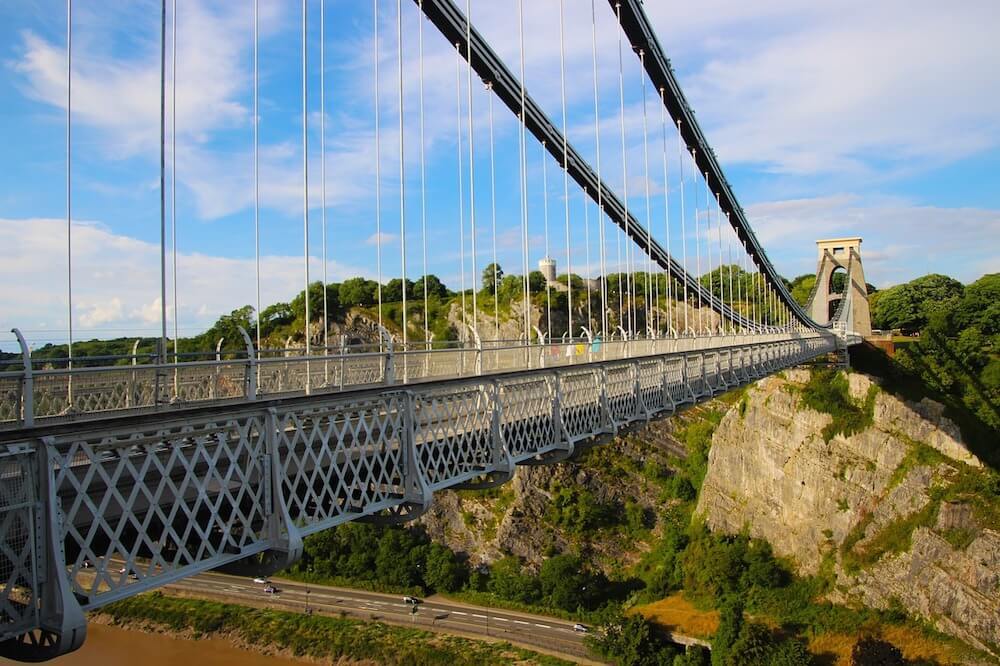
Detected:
[{"left": 1, "top": 327, "right": 825, "bottom": 430}]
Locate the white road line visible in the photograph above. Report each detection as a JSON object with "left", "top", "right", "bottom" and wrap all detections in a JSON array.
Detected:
[
  {"left": 534, "top": 623, "right": 551, "bottom": 629},
  {"left": 452, "top": 611, "right": 467, "bottom": 616},
  {"left": 493, "top": 617, "right": 509, "bottom": 622},
  {"left": 513, "top": 620, "right": 530, "bottom": 625}
]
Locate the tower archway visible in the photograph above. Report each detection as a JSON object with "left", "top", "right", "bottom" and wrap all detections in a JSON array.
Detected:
[{"left": 807, "top": 237, "right": 872, "bottom": 337}]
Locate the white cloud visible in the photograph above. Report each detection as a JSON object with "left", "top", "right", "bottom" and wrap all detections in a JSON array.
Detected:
[
  {"left": 0, "top": 217, "right": 368, "bottom": 346},
  {"left": 365, "top": 231, "right": 398, "bottom": 246},
  {"left": 746, "top": 196, "right": 1000, "bottom": 286}
]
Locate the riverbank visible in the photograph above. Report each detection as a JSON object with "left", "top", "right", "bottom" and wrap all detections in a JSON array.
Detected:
[{"left": 94, "top": 592, "right": 578, "bottom": 666}]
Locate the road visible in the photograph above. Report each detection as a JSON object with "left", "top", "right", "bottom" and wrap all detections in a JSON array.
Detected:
[{"left": 163, "top": 570, "right": 599, "bottom": 663}]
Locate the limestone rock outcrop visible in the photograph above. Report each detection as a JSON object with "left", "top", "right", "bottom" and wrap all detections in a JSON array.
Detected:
[{"left": 696, "top": 370, "right": 999, "bottom": 656}]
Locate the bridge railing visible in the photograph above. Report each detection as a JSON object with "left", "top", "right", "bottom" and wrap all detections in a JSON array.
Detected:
[{"left": 0, "top": 328, "right": 820, "bottom": 430}]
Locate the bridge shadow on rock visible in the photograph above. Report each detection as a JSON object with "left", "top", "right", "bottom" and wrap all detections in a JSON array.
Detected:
[{"left": 850, "top": 342, "right": 1000, "bottom": 471}]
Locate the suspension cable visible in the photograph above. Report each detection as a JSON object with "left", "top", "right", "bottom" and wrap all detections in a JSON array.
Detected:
[
  {"left": 615, "top": 1, "right": 631, "bottom": 337},
  {"left": 693, "top": 151, "right": 702, "bottom": 335},
  {"left": 454, "top": 42, "right": 467, "bottom": 329},
  {"left": 171, "top": 0, "right": 178, "bottom": 392},
  {"left": 66, "top": 0, "right": 73, "bottom": 377},
  {"left": 465, "top": 0, "right": 477, "bottom": 340},
  {"left": 583, "top": 188, "right": 592, "bottom": 331},
  {"left": 373, "top": 0, "right": 383, "bottom": 333},
  {"left": 253, "top": 0, "right": 260, "bottom": 358},
  {"left": 702, "top": 170, "right": 712, "bottom": 334},
  {"left": 321, "top": 0, "right": 329, "bottom": 360},
  {"left": 715, "top": 192, "right": 725, "bottom": 333},
  {"left": 159, "top": 0, "right": 167, "bottom": 369},
  {"left": 397, "top": 0, "right": 407, "bottom": 348},
  {"left": 542, "top": 140, "right": 551, "bottom": 337},
  {"left": 488, "top": 83, "right": 499, "bottom": 340},
  {"left": 677, "top": 120, "right": 689, "bottom": 336},
  {"left": 591, "top": 0, "right": 607, "bottom": 340},
  {"left": 660, "top": 87, "right": 673, "bottom": 337},
  {"left": 640, "top": 49, "right": 653, "bottom": 336},
  {"left": 559, "top": 0, "right": 572, "bottom": 339},
  {"left": 302, "top": 0, "right": 311, "bottom": 366},
  {"left": 517, "top": 0, "right": 530, "bottom": 343},
  {"left": 418, "top": 0, "right": 429, "bottom": 347}
]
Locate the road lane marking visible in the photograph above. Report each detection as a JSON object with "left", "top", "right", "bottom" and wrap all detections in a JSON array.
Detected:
[
  {"left": 534, "top": 623, "right": 551, "bottom": 629},
  {"left": 452, "top": 611, "right": 467, "bottom": 616},
  {"left": 493, "top": 617, "right": 508, "bottom": 622},
  {"left": 513, "top": 620, "right": 530, "bottom": 625}
]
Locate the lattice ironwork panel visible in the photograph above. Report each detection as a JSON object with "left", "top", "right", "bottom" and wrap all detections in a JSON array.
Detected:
[
  {"left": 276, "top": 396, "right": 407, "bottom": 532},
  {"left": 638, "top": 359, "right": 667, "bottom": 415},
  {"left": 664, "top": 357, "right": 688, "bottom": 404},
  {"left": 686, "top": 354, "right": 709, "bottom": 396},
  {"left": 0, "top": 377, "right": 21, "bottom": 424},
  {"left": 0, "top": 449, "right": 38, "bottom": 640},
  {"left": 704, "top": 352, "right": 724, "bottom": 392},
  {"left": 413, "top": 385, "right": 493, "bottom": 490},
  {"left": 605, "top": 364, "right": 637, "bottom": 425},
  {"left": 50, "top": 414, "right": 270, "bottom": 607},
  {"left": 173, "top": 365, "right": 246, "bottom": 403},
  {"left": 498, "top": 376, "right": 554, "bottom": 460},
  {"left": 558, "top": 369, "right": 603, "bottom": 441}
]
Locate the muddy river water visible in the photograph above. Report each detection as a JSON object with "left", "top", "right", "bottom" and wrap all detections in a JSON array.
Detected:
[{"left": 0, "top": 623, "right": 304, "bottom": 666}]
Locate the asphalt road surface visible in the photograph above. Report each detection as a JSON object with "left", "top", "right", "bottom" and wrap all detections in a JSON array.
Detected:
[{"left": 164, "top": 570, "right": 596, "bottom": 662}]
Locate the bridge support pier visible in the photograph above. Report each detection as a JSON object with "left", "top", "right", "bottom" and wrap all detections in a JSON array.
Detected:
[
  {"left": 0, "top": 442, "right": 86, "bottom": 663},
  {"left": 217, "top": 408, "right": 303, "bottom": 578}
]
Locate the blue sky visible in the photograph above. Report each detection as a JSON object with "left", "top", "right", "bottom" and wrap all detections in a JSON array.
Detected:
[{"left": 1, "top": 0, "right": 999, "bottom": 346}]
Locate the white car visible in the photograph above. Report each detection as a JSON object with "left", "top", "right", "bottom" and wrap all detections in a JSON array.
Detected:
[
  {"left": 252, "top": 577, "right": 269, "bottom": 584},
  {"left": 572, "top": 623, "right": 589, "bottom": 633},
  {"left": 402, "top": 596, "right": 421, "bottom": 605}
]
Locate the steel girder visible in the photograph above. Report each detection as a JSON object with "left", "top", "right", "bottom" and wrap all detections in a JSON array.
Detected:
[{"left": 0, "top": 333, "right": 835, "bottom": 661}]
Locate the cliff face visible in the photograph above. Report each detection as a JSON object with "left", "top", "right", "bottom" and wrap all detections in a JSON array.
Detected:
[{"left": 696, "top": 368, "right": 999, "bottom": 656}]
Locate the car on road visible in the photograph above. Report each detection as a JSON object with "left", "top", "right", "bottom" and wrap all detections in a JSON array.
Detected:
[
  {"left": 402, "top": 596, "right": 421, "bottom": 605},
  {"left": 573, "top": 623, "right": 589, "bottom": 633},
  {"left": 263, "top": 584, "right": 278, "bottom": 594},
  {"left": 252, "top": 577, "right": 269, "bottom": 584}
]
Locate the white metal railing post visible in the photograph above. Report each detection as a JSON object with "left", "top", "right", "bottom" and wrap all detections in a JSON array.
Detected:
[
  {"left": 128, "top": 338, "right": 140, "bottom": 408},
  {"left": 11, "top": 328, "right": 32, "bottom": 427},
  {"left": 212, "top": 336, "right": 224, "bottom": 400},
  {"left": 238, "top": 326, "right": 257, "bottom": 401},
  {"left": 379, "top": 326, "right": 395, "bottom": 385}
]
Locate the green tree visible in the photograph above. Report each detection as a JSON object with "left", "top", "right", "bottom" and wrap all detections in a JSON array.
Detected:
[
  {"left": 487, "top": 556, "right": 540, "bottom": 604},
  {"left": 290, "top": 281, "right": 339, "bottom": 322},
  {"left": 482, "top": 263, "right": 503, "bottom": 293},
  {"left": 383, "top": 278, "right": 415, "bottom": 303},
  {"left": 340, "top": 277, "right": 379, "bottom": 307},
  {"left": 412, "top": 274, "right": 450, "bottom": 299},
  {"left": 423, "top": 543, "right": 465, "bottom": 593},
  {"left": 587, "top": 611, "right": 678, "bottom": 666},
  {"left": 789, "top": 274, "right": 817, "bottom": 307},
  {"left": 538, "top": 554, "right": 591, "bottom": 611},
  {"left": 870, "top": 273, "right": 963, "bottom": 332}
]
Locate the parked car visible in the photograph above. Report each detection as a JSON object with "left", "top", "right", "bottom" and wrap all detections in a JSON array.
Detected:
[{"left": 573, "top": 623, "right": 589, "bottom": 633}]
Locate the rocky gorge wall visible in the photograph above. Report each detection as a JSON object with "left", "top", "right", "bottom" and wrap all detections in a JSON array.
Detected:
[{"left": 696, "top": 368, "right": 1000, "bottom": 657}]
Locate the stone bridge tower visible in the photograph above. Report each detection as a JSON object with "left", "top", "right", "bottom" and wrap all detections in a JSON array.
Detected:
[{"left": 808, "top": 237, "right": 872, "bottom": 337}]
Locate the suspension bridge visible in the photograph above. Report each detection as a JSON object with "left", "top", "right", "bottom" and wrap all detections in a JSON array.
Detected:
[{"left": 0, "top": 0, "right": 869, "bottom": 659}]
